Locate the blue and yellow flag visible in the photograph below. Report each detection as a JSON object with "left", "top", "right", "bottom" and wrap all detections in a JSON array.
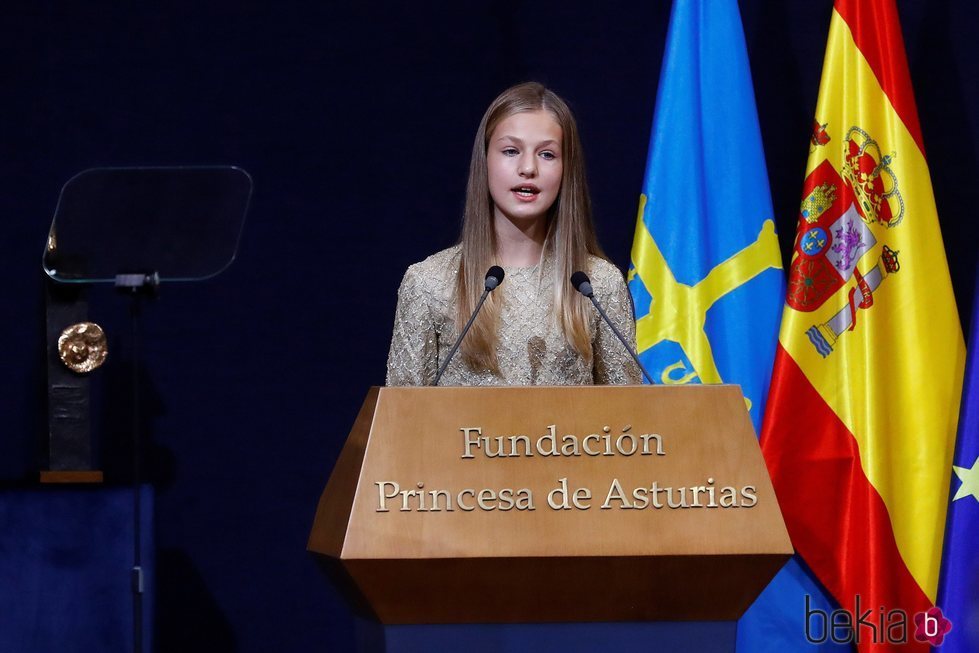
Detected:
[
  {"left": 628, "top": 0, "right": 782, "bottom": 428},
  {"left": 937, "top": 269, "right": 979, "bottom": 652},
  {"left": 628, "top": 1, "right": 843, "bottom": 649}
]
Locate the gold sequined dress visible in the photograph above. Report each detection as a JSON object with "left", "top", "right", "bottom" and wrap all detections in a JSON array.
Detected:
[{"left": 386, "top": 246, "right": 641, "bottom": 386}]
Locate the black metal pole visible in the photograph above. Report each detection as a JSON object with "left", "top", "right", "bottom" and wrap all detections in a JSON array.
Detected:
[
  {"left": 129, "top": 288, "right": 143, "bottom": 653},
  {"left": 588, "top": 295, "right": 656, "bottom": 385}
]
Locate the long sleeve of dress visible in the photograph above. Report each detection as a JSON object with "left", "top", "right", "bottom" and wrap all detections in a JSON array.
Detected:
[
  {"left": 386, "top": 265, "right": 439, "bottom": 387},
  {"left": 590, "top": 260, "right": 642, "bottom": 385}
]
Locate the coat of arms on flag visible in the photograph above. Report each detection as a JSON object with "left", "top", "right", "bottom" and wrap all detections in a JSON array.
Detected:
[{"left": 788, "top": 125, "right": 905, "bottom": 357}]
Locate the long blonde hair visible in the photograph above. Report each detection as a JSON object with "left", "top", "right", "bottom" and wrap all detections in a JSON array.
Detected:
[{"left": 456, "top": 82, "right": 606, "bottom": 373}]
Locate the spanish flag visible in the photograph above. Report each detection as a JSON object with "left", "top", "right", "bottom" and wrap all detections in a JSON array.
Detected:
[{"left": 761, "top": 0, "right": 965, "bottom": 650}]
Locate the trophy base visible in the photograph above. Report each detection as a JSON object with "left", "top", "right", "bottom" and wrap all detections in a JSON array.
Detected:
[{"left": 40, "top": 470, "right": 104, "bottom": 484}]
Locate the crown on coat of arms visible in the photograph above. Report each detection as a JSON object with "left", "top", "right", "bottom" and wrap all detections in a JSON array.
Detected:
[
  {"left": 810, "top": 120, "right": 831, "bottom": 152},
  {"left": 842, "top": 126, "right": 905, "bottom": 228},
  {"left": 881, "top": 244, "right": 900, "bottom": 274}
]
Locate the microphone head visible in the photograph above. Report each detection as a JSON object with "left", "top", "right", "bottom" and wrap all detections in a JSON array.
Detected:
[
  {"left": 570, "top": 271, "right": 593, "bottom": 297},
  {"left": 485, "top": 265, "right": 505, "bottom": 291}
]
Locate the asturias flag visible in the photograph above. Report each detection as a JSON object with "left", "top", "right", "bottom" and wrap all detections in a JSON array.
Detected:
[
  {"left": 628, "top": 1, "right": 845, "bottom": 650},
  {"left": 937, "top": 268, "right": 979, "bottom": 652},
  {"left": 761, "top": 1, "right": 966, "bottom": 652},
  {"left": 627, "top": 0, "right": 782, "bottom": 428}
]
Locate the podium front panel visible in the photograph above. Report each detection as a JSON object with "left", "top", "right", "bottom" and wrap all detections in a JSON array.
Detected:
[{"left": 309, "top": 385, "right": 792, "bottom": 623}]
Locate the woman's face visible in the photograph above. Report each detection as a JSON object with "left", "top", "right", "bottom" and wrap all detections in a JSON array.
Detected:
[{"left": 486, "top": 109, "right": 564, "bottom": 226}]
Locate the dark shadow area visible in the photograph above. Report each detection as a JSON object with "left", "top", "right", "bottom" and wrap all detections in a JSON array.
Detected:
[
  {"left": 98, "top": 341, "right": 176, "bottom": 489},
  {"left": 155, "top": 548, "right": 237, "bottom": 653},
  {"left": 908, "top": 0, "right": 979, "bottom": 331}
]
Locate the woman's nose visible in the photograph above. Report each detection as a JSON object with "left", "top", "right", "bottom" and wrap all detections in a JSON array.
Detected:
[{"left": 519, "top": 155, "right": 537, "bottom": 177}]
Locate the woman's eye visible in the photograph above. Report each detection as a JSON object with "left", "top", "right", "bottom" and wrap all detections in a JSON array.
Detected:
[
  {"left": 539, "top": 151, "right": 557, "bottom": 160},
  {"left": 502, "top": 147, "right": 519, "bottom": 156}
]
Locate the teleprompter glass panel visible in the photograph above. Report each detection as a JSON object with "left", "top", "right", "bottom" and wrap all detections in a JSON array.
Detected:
[{"left": 43, "top": 166, "right": 252, "bottom": 283}]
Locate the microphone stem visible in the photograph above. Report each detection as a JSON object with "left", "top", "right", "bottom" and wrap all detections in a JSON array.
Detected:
[
  {"left": 433, "top": 287, "right": 491, "bottom": 386},
  {"left": 588, "top": 295, "right": 656, "bottom": 385}
]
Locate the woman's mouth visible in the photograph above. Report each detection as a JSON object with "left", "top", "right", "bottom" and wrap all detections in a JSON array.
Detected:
[{"left": 512, "top": 185, "right": 541, "bottom": 200}]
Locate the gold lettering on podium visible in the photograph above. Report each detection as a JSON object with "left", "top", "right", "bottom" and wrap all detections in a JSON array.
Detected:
[{"left": 461, "top": 425, "right": 665, "bottom": 460}]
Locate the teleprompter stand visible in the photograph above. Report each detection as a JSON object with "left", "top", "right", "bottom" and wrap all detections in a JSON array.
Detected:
[
  {"left": 42, "top": 166, "right": 252, "bottom": 653},
  {"left": 309, "top": 385, "right": 794, "bottom": 652}
]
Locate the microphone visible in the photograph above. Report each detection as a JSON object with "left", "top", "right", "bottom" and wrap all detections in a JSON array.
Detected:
[
  {"left": 483, "top": 266, "right": 504, "bottom": 291},
  {"left": 432, "top": 266, "right": 505, "bottom": 385},
  {"left": 571, "top": 271, "right": 655, "bottom": 384}
]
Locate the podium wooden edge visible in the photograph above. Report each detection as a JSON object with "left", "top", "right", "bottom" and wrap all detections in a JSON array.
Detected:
[
  {"left": 308, "top": 386, "right": 380, "bottom": 556},
  {"left": 322, "top": 552, "right": 793, "bottom": 624}
]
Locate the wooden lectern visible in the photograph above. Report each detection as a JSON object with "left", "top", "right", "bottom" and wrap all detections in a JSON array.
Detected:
[{"left": 309, "top": 385, "right": 792, "bottom": 651}]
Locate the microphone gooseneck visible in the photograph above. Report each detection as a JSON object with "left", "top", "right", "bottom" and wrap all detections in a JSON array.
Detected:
[
  {"left": 432, "top": 266, "right": 506, "bottom": 386},
  {"left": 571, "top": 271, "right": 656, "bottom": 384}
]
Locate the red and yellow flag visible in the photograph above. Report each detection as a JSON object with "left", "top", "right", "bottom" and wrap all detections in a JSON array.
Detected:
[{"left": 761, "top": 0, "right": 965, "bottom": 650}]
